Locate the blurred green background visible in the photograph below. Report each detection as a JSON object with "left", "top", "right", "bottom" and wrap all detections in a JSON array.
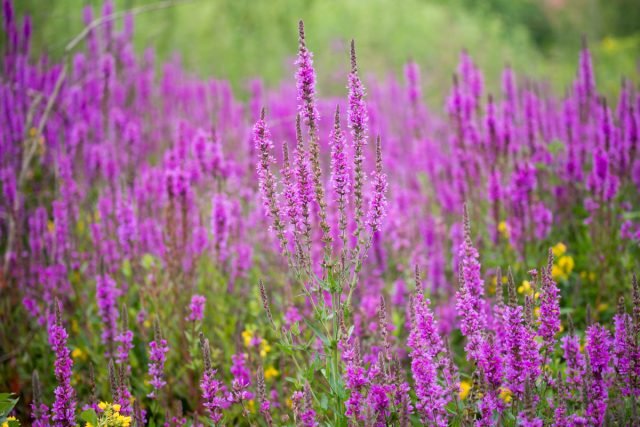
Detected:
[{"left": 10, "top": 0, "right": 640, "bottom": 101}]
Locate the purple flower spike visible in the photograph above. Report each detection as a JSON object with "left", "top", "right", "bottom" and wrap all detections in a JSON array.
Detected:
[
  {"left": 48, "top": 301, "right": 77, "bottom": 427},
  {"left": 147, "top": 320, "right": 169, "bottom": 399}
]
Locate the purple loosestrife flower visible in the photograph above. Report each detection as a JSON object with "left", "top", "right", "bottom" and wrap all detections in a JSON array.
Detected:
[
  {"left": 330, "top": 106, "right": 351, "bottom": 251},
  {"left": 341, "top": 341, "right": 367, "bottom": 420},
  {"left": 48, "top": 301, "right": 77, "bottom": 427},
  {"left": 31, "top": 371, "right": 50, "bottom": 427},
  {"left": 366, "top": 138, "right": 388, "bottom": 235},
  {"left": 292, "top": 384, "right": 317, "bottom": 427},
  {"left": 368, "top": 378, "right": 393, "bottom": 426},
  {"left": 455, "top": 206, "right": 486, "bottom": 361},
  {"left": 229, "top": 353, "right": 253, "bottom": 404},
  {"left": 476, "top": 333, "right": 504, "bottom": 421},
  {"left": 96, "top": 274, "right": 120, "bottom": 351},
  {"left": 408, "top": 293, "right": 450, "bottom": 426},
  {"left": 539, "top": 250, "right": 561, "bottom": 355},
  {"left": 211, "top": 194, "right": 231, "bottom": 264},
  {"left": 295, "top": 22, "right": 331, "bottom": 251},
  {"left": 295, "top": 20, "right": 319, "bottom": 130},
  {"left": 115, "top": 305, "right": 134, "bottom": 374},
  {"left": 584, "top": 323, "right": 612, "bottom": 426},
  {"left": 502, "top": 273, "right": 538, "bottom": 397},
  {"left": 613, "top": 298, "right": 633, "bottom": 396},
  {"left": 186, "top": 294, "right": 206, "bottom": 322},
  {"left": 281, "top": 142, "right": 300, "bottom": 231},
  {"left": 257, "top": 367, "right": 273, "bottom": 427},
  {"left": 147, "top": 321, "right": 169, "bottom": 399},
  {"left": 254, "top": 109, "right": 287, "bottom": 252},
  {"left": 578, "top": 38, "right": 595, "bottom": 104},
  {"left": 199, "top": 333, "right": 228, "bottom": 425},
  {"left": 348, "top": 40, "right": 369, "bottom": 248},
  {"left": 561, "top": 319, "right": 585, "bottom": 400},
  {"left": 294, "top": 116, "right": 314, "bottom": 263}
]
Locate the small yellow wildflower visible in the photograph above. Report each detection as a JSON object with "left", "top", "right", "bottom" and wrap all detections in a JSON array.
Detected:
[
  {"left": 499, "top": 387, "right": 512, "bottom": 403},
  {"left": 459, "top": 381, "right": 471, "bottom": 400},
  {"left": 260, "top": 339, "right": 272, "bottom": 358},
  {"left": 247, "top": 399, "right": 256, "bottom": 413},
  {"left": 286, "top": 398, "right": 293, "bottom": 408},
  {"left": 597, "top": 303, "right": 609, "bottom": 313},
  {"left": 242, "top": 329, "right": 254, "bottom": 347},
  {"left": 552, "top": 265, "right": 565, "bottom": 281},
  {"left": 534, "top": 291, "right": 540, "bottom": 300},
  {"left": 557, "top": 255, "right": 574, "bottom": 275},
  {"left": 551, "top": 242, "right": 567, "bottom": 257},
  {"left": 589, "top": 272, "right": 596, "bottom": 282},
  {"left": 497, "top": 221, "right": 510, "bottom": 238},
  {"left": 534, "top": 307, "right": 541, "bottom": 319},
  {"left": 47, "top": 220, "right": 55, "bottom": 233},
  {"left": 518, "top": 280, "right": 533, "bottom": 295},
  {"left": 72, "top": 347, "right": 87, "bottom": 361},
  {"left": 2, "top": 416, "right": 19, "bottom": 427},
  {"left": 143, "top": 319, "right": 151, "bottom": 329},
  {"left": 96, "top": 402, "right": 131, "bottom": 427},
  {"left": 264, "top": 366, "right": 279, "bottom": 380}
]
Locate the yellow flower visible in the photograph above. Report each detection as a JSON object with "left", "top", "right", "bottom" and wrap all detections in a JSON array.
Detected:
[
  {"left": 242, "top": 329, "right": 254, "bottom": 347},
  {"left": 96, "top": 402, "right": 131, "bottom": 427},
  {"left": 459, "top": 381, "right": 471, "bottom": 400},
  {"left": 143, "top": 319, "right": 151, "bottom": 329},
  {"left": 498, "top": 221, "right": 510, "bottom": 238},
  {"left": 260, "top": 339, "right": 272, "bottom": 358},
  {"left": 518, "top": 280, "right": 532, "bottom": 295},
  {"left": 597, "top": 303, "right": 609, "bottom": 313},
  {"left": 47, "top": 220, "right": 55, "bottom": 233},
  {"left": 247, "top": 399, "right": 256, "bottom": 413},
  {"left": 499, "top": 387, "right": 512, "bottom": 403},
  {"left": 286, "top": 398, "right": 293, "bottom": 408},
  {"left": 551, "top": 265, "right": 566, "bottom": 281},
  {"left": 72, "top": 347, "right": 87, "bottom": 361},
  {"left": 557, "top": 255, "right": 574, "bottom": 275},
  {"left": 551, "top": 242, "right": 567, "bottom": 257},
  {"left": 264, "top": 366, "right": 279, "bottom": 380},
  {"left": 2, "top": 416, "right": 18, "bottom": 427},
  {"left": 534, "top": 307, "right": 541, "bottom": 319},
  {"left": 589, "top": 272, "right": 596, "bottom": 282}
]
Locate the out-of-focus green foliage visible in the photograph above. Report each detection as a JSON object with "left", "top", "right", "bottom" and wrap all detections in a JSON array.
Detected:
[{"left": 9, "top": 0, "right": 640, "bottom": 100}]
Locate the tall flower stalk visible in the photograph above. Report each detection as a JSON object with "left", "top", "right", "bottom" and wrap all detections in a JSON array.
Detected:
[{"left": 48, "top": 301, "right": 77, "bottom": 427}]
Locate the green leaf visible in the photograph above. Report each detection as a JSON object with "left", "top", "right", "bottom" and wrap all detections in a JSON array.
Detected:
[
  {"left": 0, "top": 394, "right": 19, "bottom": 419},
  {"left": 121, "top": 259, "right": 132, "bottom": 278},
  {"left": 80, "top": 408, "right": 98, "bottom": 426},
  {"left": 304, "top": 319, "right": 329, "bottom": 345}
]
